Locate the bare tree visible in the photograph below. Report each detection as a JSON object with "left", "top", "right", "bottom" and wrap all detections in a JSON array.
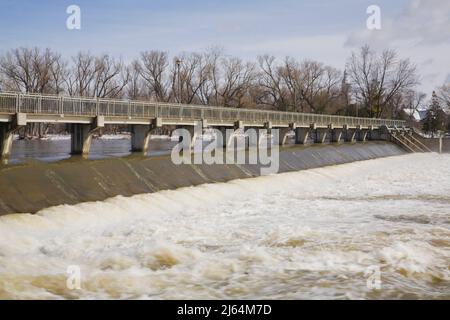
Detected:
[
  {"left": 277, "top": 57, "right": 301, "bottom": 111},
  {"left": 256, "top": 56, "right": 342, "bottom": 113},
  {"left": 136, "top": 51, "right": 170, "bottom": 101},
  {"left": 1, "top": 45, "right": 423, "bottom": 119},
  {"left": 169, "top": 52, "right": 212, "bottom": 104},
  {"left": 92, "top": 54, "right": 129, "bottom": 98},
  {"left": 66, "top": 52, "right": 97, "bottom": 97},
  {"left": 346, "top": 45, "right": 419, "bottom": 118},
  {"left": 297, "top": 61, "right": 342, "bottom": 113},
  {"left": 0, "top": 47, "right": 58, "bottom": 93},
  {"left": 213, "top": 56, "right": 256, "bottom": 108},
  {"left": 195, "top": 48, "right": 222, "bottom": 106},
  {"left": 0, "top": 48, "right": 68, "bottom": 137},
  {"left": 438, "top": 84, "right": 450, "bottom": 112},
  {"left": 49, "top": 53, "right": 68, "bottom": 94},
  {"left": 65, "top": 52, "right": 129, "bottom": 98},
  {"left": 257, "top": 55, "right": 287, "bottom": 110},
  {"left": 127, "top": 61, "right": 146, "bottom": 100}
]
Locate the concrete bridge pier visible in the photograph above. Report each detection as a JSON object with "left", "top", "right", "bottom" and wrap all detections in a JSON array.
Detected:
[
  {"left": 295, "top": 127, "right": 311, "bottom": 145},
  {"left": 245, "top": 121, "right": 271, "bottom": 148},
  {"left": 365, "top": 126, "right": 374, "bottom": 140},
  {"left": 70, "top": 116, "right": 105, "bottom": 156},
  {"left": 175, "top": 125, "right": 195, "bottom": 149},
  {"left": 246, "top": 127, "right": 266, "bottom": 148},
  {"left": 215, "top": 120, "right": 244, "bottom": 149},
  {"left": 0, "top": 113, "right": 27, "bottom": 158},
  {"left": 371, "top": 129, "right": 380, "bottom": 140},
  {"left": 258, "top": 121, "right": 273, "bottom": 147},
  {"left": 331, "top": 127, "right": 343, "bottom": 143},
  {"left": 130, "top": 117, "right": 163, "bottom": 154},
  {"left": 356, "top": 126, "right": 368, "bottom": 142},
  {"left": 368, "top": 127, "right": 382, "bottom": 140},
  {"left": 343, "top": 125, "right": 356, "bottom": 143},
  {"left": 277, "top": 125, "right": 292, "bottom": 145},
  {"left": 315, "top": 125, "right": 331, "bottom": 144},
  {"left": 176, "top": 120, "right": 207, "bottom": 149},
  {"left": 213, "top": 121, "right": 244, "bottom": 149},
  {"left": 0, "top": 124, "right": 8, "bottom": 157},
  {"left": 216, "top": 127, "right": 227, "bottom": 148},
  {"left": 378, "top": 125, "right": 392, "bottom": 141}
]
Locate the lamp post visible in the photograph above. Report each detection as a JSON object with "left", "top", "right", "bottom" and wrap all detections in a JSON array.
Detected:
[{"left": 176, "top": 59, "right": 182, "bottom": 103}]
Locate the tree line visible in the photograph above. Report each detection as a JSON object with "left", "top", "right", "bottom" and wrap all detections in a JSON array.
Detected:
[{"left": 0, "top": 45, "right": 448, "bottom": 136}]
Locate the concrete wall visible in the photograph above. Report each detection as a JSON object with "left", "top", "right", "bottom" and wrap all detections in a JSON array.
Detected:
[{"left": 0, "top": 142, "right": 405, "bottom": 216}]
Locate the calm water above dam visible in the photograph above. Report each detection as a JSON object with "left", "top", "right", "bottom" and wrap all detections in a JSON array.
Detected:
[
  {"left": 6, "top": 133, "right": 298, "bottom": 164},
  {"left": 0, "top": 153, "right": 449, "bottom": 299},
  {"left": 7, "top": 136, "right": 179, "bottom": 164}
]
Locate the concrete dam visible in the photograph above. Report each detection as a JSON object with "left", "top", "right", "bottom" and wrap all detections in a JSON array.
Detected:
[
  {"left": 1, "top": 93, "right": 449, "bottom": 300},
  {"left": 0, "top": 92, "right": 435, "bottom": 215},
  {"left": 0, "top": 142, "right": 405, "bottom": 215}
]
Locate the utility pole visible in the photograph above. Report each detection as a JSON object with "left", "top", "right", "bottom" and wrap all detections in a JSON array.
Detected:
[
  {"left": 176, "top": 59, "right": 182, "bottom": 103},
  {"left": 438, "top": 130, "right": 443, "bottom": 154},
  {"left": 294, "top": 87, "right": 297, "bottom": 112}
]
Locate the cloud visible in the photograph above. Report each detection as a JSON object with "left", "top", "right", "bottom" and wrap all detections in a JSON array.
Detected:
[
  {"left": 346, "top": 0, "right": 450, "bottom": 48},
  {"left": 235, "top": 34, "right": 350, "bottom": 66},
  {"left": 345, "top": 0, "right": 450, "bottom": 94},
  {"left": 420, "top": 58, "right": 434, "bottom": 66}
]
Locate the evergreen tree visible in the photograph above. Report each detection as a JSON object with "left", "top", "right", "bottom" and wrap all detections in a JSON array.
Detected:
[{"left": 422, "top": 91, "right": 447, "bottom": 136}]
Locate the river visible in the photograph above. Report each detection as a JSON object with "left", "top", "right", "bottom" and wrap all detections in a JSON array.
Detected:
[
  {"left": 7, "top": 135, "right": 179, "bottom": 163},
  {"left": 0, "top": 153, "right": 449, "bottom": 299}
]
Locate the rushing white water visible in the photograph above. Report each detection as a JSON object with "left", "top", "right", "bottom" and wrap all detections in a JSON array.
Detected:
[{"left": 0, "top": 153, "right": 449, "bottom": 300}]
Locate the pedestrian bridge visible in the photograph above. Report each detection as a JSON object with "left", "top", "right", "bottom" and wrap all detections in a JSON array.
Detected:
[{"left": 0, "top": 92, "right": 410, "bottom": 158}]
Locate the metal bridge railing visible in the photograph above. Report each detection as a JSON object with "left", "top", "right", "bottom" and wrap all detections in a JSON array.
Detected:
[{"left": 0, "top": 92, "right": 406, "bottom": 127}]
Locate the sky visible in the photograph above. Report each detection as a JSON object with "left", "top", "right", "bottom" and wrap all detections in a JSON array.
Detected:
[{"left": 0, "top": 0, "right": 449, "bottom": 95}]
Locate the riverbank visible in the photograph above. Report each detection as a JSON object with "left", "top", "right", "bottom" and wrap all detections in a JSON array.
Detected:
[{"left": 0, "top": 142, "right": 405, "bottom": 215}]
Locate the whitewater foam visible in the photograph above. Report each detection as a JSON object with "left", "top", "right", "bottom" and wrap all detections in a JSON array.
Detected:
[{"left": 0, "top": 153, "right": 449, "bottom": 299}]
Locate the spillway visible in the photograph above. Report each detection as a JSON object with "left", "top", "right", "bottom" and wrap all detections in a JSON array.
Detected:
[
  {"left": 0, "top": 152, "right": 448, "bottom": 299},
  {"left": 0, "top": 141, "right": 404, "bottom": 215}
]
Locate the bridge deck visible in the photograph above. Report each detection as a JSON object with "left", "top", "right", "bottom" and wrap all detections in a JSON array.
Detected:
[{"left": 0, "top": 92, "right": 406, "bottom": 128}]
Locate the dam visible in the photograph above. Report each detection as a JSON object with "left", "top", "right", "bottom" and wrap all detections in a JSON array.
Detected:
[
  {"left": 0, "top": 93, "right": 448, "bottom": 300},
  {"left": 0, "top": 142, "right": 405, "bottom": 215},
  {"left": 0, "top": 92, "right": 445, "bottom": 215},
  {"left": 0, "top": 91, "right": 447, "bottom": 214}
]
